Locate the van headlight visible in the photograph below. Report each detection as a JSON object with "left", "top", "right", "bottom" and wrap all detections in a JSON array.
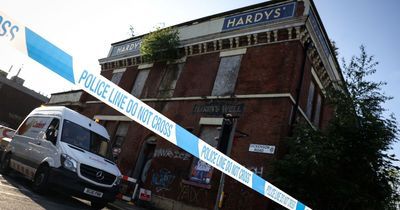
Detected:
[{"left": 61, "top": 154, "right": 77, "bottom": 172}]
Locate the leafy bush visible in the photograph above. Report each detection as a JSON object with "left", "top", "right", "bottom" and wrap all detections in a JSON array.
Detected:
[
  {"left": 273, "top": 46, "right": 399, "bottom": 210},
  {"left": 140, "top": 27, "right": 180, "bottom": 62}
]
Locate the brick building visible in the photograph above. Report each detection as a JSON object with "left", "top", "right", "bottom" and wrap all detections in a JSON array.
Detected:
[
  {"left": 47, "top": 90, "right": 86, "bottom": 112},
  {"left": 78, "top": 0, "right": 342, "bottom": 209},
  {"left": 0, "top": 69, "right": 48, "bottom": 129}
]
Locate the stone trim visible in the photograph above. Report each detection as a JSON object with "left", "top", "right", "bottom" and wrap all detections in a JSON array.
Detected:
[
  {"left": 138, "top": 63, "right": 154, "bottom": 69},
  {"left": 219, "top": 48, "right": 247, "bottom": 57},
  {"left": 88, "top": 92, "right": 315, "bottom": 129},
  {"left": 199, "top": 118, "right": 223, "bottom": 125},
  {"left": 100, "top": 24, "right": 305, "bottom": 71},
  {"left": 112, "top": 68, "right": 126, "bottom": 73},
  {"left": 86, "top": 93, "right": 296, "bottom": 104},
  {"left": 93, "top": 115, "right": 132, "bottom": 121}
]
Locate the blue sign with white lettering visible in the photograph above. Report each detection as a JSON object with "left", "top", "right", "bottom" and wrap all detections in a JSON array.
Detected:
[
  {"left": 109, "top": 39, "right": 142, "bottom": 57},
  {"left": 222, "top": 2, "right": 296, "bottom": 31}
]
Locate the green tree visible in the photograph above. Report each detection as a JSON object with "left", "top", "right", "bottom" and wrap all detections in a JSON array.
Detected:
[
  {"left": 273, "top": 45, "right": 399, "bottom": 210},
  {"left": 140, "top": 26, "right": 180, "bottom": 62}
]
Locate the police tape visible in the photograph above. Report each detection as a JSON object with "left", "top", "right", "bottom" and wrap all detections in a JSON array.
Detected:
[
  {"left": 0, "top": 10, "right": 311, "bottom": 210},
  {"left": 116, "top": 175, "right": 138, "bottom": 202},
  {"left": 122, "top": 175, "right": 137, "bottom": 183},
  {"left": 0, "top": 126, "right": 15, "bottom": 139}
]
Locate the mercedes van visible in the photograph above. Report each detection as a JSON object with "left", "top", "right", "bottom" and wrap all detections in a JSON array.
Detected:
[{"left": 0, "top": 106, "right": 121, "bottom": 209}]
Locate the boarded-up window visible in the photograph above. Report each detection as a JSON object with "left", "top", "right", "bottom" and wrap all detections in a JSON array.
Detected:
[
  {"left": 306, "top": 81, "right": 315, "bottom": 119},
  {"left": 211, "top": 55, "right": 242, "bottom": 96},
  {"left": 131, "top": 69, "right": 150, "bottom": 97},
  {"left": 188, "top": 126, "right": 219, "bottom": 185},
  {"left": 111, "top": 68, "right": 126, "bottom": 85},
  {"left": 112, "top": 122, "right": 129, "bottom": 157},
  {"left": 199, "top": 126, "right": 220, "bottom": 147},
  {"left": 157, "top": 63, "right": 184, "bottom": 97}
]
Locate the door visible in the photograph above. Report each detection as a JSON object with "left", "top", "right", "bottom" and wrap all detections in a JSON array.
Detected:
[
  {"left": 131, "top": 136, "right": 157, "bottom": 184},
  {"left": 12, "top": 117, "right": 39, "bottom": 166},
  {"left": 11, "top": 116, "right": 55, "bottom": 178},
  {"left": 28, "top": 117, "right": 60, "bottom": 168}
]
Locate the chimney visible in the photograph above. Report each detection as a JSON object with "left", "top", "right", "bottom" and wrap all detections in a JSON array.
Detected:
[
  {"left": 0, "top": 65, "right": 13, "bottom": 78},
  {"left": 0, "top": 69, "right": 7, "bottom": 78},
  {"left": 10, "top": 65, "right": 25, "bottom": 85},
  {"left": 10, "top": 76, "right": 25, "bottom": 85}
]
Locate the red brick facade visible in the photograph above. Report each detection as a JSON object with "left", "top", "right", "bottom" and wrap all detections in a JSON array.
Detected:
[{"left": 77, "top": 1, "right": 341, "bottom": 209}]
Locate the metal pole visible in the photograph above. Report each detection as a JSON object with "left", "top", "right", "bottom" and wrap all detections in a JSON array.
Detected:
[
  {"left": 214, "top": 116, "right": 237, "bottom": 210},
  {"left": 132, "top": 183, "right": 139, "bottom": 201}
]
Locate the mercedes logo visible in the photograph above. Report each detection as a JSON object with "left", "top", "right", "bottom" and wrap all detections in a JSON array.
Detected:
[{"left": 96, "top": 171, "right": 104, "bottom": 181}]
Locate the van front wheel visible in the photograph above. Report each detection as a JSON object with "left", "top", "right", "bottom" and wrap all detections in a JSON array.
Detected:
[
  {"left": 91, "top": 201, "right": 107, "bottom": 209},
  {"left": 32, "top": 165, "right": 49, "bottom": 194},
  {"left": 0, "top": 153, "right": 11, "bottom": 174}
]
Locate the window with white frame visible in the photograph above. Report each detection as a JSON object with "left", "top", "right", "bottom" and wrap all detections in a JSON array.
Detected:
[
  {"left": 313, "top": 93, "right": 322, "bottom": 126},
  {"left": 305, "top": 79, "right": 324, "bottom": 127},
  {"left": 306, "top": 81, "right": 315, "bottom": 119}
]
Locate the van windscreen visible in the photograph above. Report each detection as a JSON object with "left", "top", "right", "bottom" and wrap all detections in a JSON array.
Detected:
[{"left": 61, "top": 120, "right": 114, "bottom": 161}]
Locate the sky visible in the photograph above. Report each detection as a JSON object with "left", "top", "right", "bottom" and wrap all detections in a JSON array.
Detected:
[{"left": 1, "top": 1, "right": 399, "bottom": 158}]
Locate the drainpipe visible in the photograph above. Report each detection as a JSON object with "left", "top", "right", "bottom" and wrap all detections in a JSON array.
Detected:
[{"left": 290, "top": 38, "right": 312, "bottom": 132}]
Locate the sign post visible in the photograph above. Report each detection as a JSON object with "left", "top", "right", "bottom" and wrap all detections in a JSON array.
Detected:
[
  {"left": 214, "top": 114, "right": 237, "bottom": 210},
  {"left": 0, "top": 10, "right": 311, "bottom": 210}
]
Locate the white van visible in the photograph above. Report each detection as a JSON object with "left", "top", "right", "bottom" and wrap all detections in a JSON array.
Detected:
[{"left": 0, "top": 106, "right": 122, "bottom": 209}]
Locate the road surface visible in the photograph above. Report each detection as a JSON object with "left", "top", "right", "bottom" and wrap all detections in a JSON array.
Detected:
[{"left": 0, "top": 172, "right": 111, "bottom": 210}]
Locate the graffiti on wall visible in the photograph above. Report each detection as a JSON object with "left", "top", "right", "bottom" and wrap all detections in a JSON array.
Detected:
[
  {"left": 178, "top": 182, "right": 210, "bottom": 205},
  {"left": 153, "top": 148, "right": 191, "bottom": 161},
  {"left": 237, "top": 188, "right": 253, "bottom": 209},
  {"left": 223, "top": 185, "right": 254, "bottom": 209},
  {"left": 151, "top": 168, "right": 176, "bottom": 193}
]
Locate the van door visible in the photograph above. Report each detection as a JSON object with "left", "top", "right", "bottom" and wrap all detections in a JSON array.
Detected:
[
  {"left": 28, "top": 118, "right": 60, "bottom": 169},
  {"left": 12, "top": 116, "right": 54, "bottom": 177}
]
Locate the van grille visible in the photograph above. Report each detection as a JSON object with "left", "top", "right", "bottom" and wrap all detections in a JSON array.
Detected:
[{"left": 80, "top": 164, "right": 116, "bottom": 185}]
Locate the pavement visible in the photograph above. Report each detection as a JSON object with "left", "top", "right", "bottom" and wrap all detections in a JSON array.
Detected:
[{"left": 108, "top": 200, "right": 148, "bottom": 210}]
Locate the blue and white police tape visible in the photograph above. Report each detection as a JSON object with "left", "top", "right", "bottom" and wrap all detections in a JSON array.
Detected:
[{"left": 0, "top": 10, "right": 311, "bottom": 210}]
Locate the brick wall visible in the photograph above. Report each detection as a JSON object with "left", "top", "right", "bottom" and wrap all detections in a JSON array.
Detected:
[{"left": 0, "top": 81, "right": 48, "bottom": 129}]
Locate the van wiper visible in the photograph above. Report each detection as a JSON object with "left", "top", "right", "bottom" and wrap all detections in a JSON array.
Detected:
[
  {"left": 68, "top": 144, "right": 85, "bottom": 153},
  {"left": 104, "top": 158, "right": 115, "bottom": 165}
]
